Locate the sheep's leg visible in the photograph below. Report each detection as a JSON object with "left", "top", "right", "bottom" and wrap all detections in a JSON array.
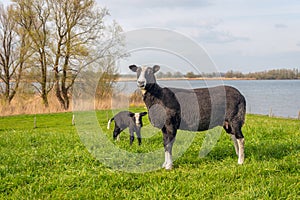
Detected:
[
  {"left": 162, "top": 143, "right": 174, "bottom": 170},
  {"left": 232, "top": 124, "right": 244, "bottom": 164},
  {"left": 163, "top": 142, "right": 174, "bottom": 170},
  {"left": 237, "top": 138, "right": 244, "bottom": 164},
  {"left": 162, "top": 126, "right": 176, "bottom": 170},
  {"left": 162, "top": 153, "right": 167, "bottom": 168},
  {"left": 231, "top": 135, "right": 239, "bottom": 156}
]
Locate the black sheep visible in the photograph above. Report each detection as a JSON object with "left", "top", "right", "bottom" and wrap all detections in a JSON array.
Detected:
[
  {"left": 129, "top": 64, "right": 246, "bottom": 170},
  {"left": 107, "top": 111, "right": 147, "bottom": 145}
]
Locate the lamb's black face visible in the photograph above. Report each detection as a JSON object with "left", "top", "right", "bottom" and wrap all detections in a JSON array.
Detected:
[
  {"left": 129, "top": 65, "right": 160, "bottom": 90},
  {"left": 129, "top": 112, "right": 148, "bottom": 127}
]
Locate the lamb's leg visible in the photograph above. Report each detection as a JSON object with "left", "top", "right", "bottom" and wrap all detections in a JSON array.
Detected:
[
  {"left": 231, "top": 135, "right": 239, "bottom": 156},
  {"left": 237, "top": 138, "right": 244, "bottom": 164},
  {"left": 113, "top": 127, "right": 121, "bottom": 141},
  {"left": 136, "top": 130, "right": 142, "bottom": 145},
  {"left": 129, "top": 129, "right": 134, "bottom": 145}
]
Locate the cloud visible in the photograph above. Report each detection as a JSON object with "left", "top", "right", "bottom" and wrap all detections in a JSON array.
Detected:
[
  {"left": 101, "top": 0, "right": 212, "bottom": 9},
  {"left": 97, "top": 0, "right": 300, "bottom": 72},
  {"left": 99, "top": 0, "right": 214, "bottom": 29},
  {"left": 274, "top": 23, "right": 288, "bottom": 28},
  {"left": 198, "top": 30, "right": 250, "bottom": 43},
  {"left": 165, "top": 17, "right": 222, "bottom": 30}
]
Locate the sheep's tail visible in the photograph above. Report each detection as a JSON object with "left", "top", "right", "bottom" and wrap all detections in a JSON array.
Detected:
[
  {"left": 223, "top": 95, "right": 246, "bottom": 133},
  {"left": 238, "top": 96, "right": 247, "bottom": 126},
  {"left": 107, "top": 118, "right": 114, "bottom": 129}
]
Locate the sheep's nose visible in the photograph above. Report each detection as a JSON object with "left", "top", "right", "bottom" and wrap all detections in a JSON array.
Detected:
[{"left": 138, "top": 81, "right": 145, "bottom": 87}]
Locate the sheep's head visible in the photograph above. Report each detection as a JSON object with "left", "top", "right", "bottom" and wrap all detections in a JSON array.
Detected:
[{"left": 129, "top": 65, "right": 160, "bottom": 91}]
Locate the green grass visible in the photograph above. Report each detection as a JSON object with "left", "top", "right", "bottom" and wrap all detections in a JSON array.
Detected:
[{"left": 0, "top": 110, "right": 299, "bottom": 199}]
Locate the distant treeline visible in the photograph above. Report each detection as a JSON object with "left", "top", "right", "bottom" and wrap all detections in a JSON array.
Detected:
[
  {"left": 225, "top": 68, "right": 300, "bottom": 79},
  {"left": 121, "top": 68, "right": 300, "bottom": 80}
]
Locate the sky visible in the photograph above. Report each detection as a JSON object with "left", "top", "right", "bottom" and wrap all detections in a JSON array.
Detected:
[
  {"left": 2, "top": 0, "right": 300, "bottom": 74},
  {"left": 97, "top": 0, "right": 300, "bottom": 73}
]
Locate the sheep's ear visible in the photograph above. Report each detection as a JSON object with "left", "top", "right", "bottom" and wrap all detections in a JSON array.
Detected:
[
  {"left": 140, "top": 112, "right": 147, "bottom": 116},
  {"left": 153, "top": 65, "right": 160, "bottom": 73},
  {"left": 128, "top": 113, "right": 135, "bottom": 117},
  {"left": 129, "top": 65, "right": 138, "bottom": 72}
]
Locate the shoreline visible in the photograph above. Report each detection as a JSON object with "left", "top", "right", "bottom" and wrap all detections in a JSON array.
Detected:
[{"left": 117, "top": 77, "right": 300, "bottom": 82}]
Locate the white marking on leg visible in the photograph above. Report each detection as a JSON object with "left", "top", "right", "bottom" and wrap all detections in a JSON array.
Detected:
[
  {"left": 162, "top": 151, "right": 167, "bottom": 168},
  {"left": 164, "top": 143, "right": 173, "bottom": 170},
  {"left": 237, "top": 138, "right": 244, "bottom": 164},
  {"left": 165, "top": 151, "right": 172, "bottom": 170},
  {"left": 231, "top": 135, "right": 239, "bottom": 156}
]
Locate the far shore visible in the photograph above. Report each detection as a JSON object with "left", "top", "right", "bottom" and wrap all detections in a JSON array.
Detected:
[{"left": 117, "top": 77, "right": 276, "bottom": 82}]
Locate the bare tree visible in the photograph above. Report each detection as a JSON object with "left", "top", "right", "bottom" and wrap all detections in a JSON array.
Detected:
[
  {"left": 48, "top": 0, "right": 125, "bottom": 110},
  {"left": 0, "top": 3, "right": 30, "bottom": 104},
  {"left": 4, "top": 0, "right": 125, "bottom": 110},
  {"left": 13, "top": 0, "right": 52, "bottom": 107}
]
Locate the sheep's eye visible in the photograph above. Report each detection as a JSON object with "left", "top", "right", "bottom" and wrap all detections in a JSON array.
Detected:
[
  {"left": 146, "top": 68, "right": 152, "bottom": 75},
  {"left": 137, "top": 69, "right": 141, "bottom": 77}
]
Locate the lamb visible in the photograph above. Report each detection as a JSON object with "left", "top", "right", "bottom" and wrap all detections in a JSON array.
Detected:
[
  {"left": 107, "top": 111, "right": 147, "bottom": 145},
  {"left": 129, "top": 64, "right": 246, "bottom": 170}
]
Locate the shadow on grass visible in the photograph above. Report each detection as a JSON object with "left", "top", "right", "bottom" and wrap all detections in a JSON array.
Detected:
[
  {"left": 174, "top": 140, "right": 299, "bottom": 168},
  {"left": 244, "top": 142, "right": 299, "bottom": 161}
]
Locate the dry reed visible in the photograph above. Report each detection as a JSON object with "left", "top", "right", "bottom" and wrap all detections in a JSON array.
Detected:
[{"left": 0, "top": 91, "right": 145, "bottom": 116}]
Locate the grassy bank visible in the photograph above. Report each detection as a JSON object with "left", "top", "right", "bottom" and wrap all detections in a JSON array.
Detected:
[{"left": 0, "top": 110, "right": 299, "bottom": 199}]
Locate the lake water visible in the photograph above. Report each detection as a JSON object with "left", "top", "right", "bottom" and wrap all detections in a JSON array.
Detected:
[{"left": 116, "top": 79, "right": 300, "bottom": 119}]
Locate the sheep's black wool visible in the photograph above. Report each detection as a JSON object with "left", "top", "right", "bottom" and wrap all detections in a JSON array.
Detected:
[{"left": 129, "top": 64, "right": 246, "bottom": 170}]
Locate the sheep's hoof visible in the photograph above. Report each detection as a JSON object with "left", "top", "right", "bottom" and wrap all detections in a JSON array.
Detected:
[
  {"left": 162, "top": 162, "right": 173, "bottom": 170},
  {"left": 238, "top": 159, "right": 244, "bottom": 165}
]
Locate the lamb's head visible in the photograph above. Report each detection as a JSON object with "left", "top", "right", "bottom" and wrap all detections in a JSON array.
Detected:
[
  {"left": 128, "top": 112, "right": 147, "bottom": 127},
  {"left": 129, "top": 65, "right": 160, "bottom": 91}
]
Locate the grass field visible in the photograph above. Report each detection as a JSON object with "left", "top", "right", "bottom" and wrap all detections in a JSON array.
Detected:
[{"left": 0, "top": 109, "right": 299, "bottom": 199}]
